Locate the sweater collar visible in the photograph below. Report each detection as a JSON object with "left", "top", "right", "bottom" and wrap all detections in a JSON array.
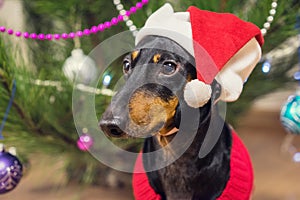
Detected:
[{"left": 132, "top": 130, "right": 253, "bottom": 200}]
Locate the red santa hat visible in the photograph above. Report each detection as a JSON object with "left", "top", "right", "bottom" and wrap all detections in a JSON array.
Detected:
[{"left": 136, "top": 3, "right": 264, "bottom": 108}]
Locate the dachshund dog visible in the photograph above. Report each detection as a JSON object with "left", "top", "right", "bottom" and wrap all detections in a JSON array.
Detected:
[
  {"left": 99, "top": 3, "right": 263, "bottom": 199},
  {"left": 100, "top": 35, "right": 237, "bottom": 200}
]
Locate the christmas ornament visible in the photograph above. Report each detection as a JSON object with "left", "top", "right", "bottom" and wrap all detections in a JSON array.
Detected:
[
  {"left": 0, "top": 0, "right": 149, "bottom": 40},
  {"left": 77, "top": 133, "right": 93, "bottom": 151},
  {"left": 279, "top": 14, "right": 300, "bottom": 162},
  {"left": 280, "top": 93, "right": 300, "bottom": 135},
  {"left": 0, "top": 144, "right": 23, "bottom": 194},
  {"left": 62, "top": 48, "right": 97, "bottom": 84},
  {"left": 280, "top": 16, "right": 300, "bottom": 135}
]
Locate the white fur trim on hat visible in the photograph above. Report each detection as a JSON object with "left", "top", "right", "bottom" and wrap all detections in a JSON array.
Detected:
[
  {"left": 184, "top": 80, "right": 212, "bottom": 108},
  {"left": 135, "top": 3, "right": 194, "bottom": 56},
  {"left": 137, "top": 4, "right": 263, "bottom": 106},
  {"left": 216, "top": 38, "right": 262, "bottom": 102}
]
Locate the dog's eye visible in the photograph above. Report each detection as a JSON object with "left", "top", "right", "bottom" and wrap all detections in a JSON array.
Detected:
[
  {"left": 123, "top": 59, "right": 131, "bottom": 73},
  {"left": 161, "top": 61, "right": 177, "bottom": 75}
]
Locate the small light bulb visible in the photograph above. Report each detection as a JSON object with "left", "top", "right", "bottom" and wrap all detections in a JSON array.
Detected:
[
  {"left": 293, "top": 152, "right": 300, "bottom": 162},
  {"left": 262, "top": 60, "right": 271, "bottom": 74},
  {"left": 103, "top": 75, "right": 112, "bottom": 86}
]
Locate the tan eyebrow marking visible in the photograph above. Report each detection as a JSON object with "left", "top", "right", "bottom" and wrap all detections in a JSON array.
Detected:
[
  {"left": 153, "top": 54, "right": 161, "bottom": 63},
  {"left": 131, "top": 50, "right": 139, "bottom": 61}
]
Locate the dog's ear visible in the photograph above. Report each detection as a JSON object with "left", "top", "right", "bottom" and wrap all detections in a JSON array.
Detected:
[
  {"left": 210, "top": 80, "right": 222, "bottom": 104},
  {"left": 197, "top": 80, "right": 225, "bottom": 159},
  {"left": 174, "top": 104, "right": 181, "bottom": 129}
]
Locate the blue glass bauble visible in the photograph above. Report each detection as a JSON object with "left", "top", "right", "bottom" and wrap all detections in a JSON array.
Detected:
[
  {"left": 280, "top": 95, "right": 300, "bottom": 135},
  {"left": 0, "top": 151, "right": 23, "bottom": 194}
]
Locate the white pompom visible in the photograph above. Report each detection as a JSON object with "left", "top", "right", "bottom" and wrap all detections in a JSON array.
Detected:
[{"left": 184, "top": 79, "right": 212, "bottom": 108}]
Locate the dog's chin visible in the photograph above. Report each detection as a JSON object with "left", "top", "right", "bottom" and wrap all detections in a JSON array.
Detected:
[{"left": 123, "top": 121, "right": 166, "bottom": 138}]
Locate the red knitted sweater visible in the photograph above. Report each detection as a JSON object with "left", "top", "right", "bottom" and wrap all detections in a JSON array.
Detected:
[{"left": 132, "top": 130, "right": 253, "bottom": 200}]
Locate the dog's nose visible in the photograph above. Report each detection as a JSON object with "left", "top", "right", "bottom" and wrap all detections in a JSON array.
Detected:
[{"left": 99, "top": 118, "right": 126, "bottom": 138}]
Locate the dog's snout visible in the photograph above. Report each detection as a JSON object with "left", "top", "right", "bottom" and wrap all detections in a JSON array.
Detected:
[{"left": 99, "top": 118, "right": 126, "bottom": 138}]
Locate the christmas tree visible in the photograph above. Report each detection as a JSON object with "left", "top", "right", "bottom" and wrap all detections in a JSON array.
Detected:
[{"left": 0, "top": 0, "right": 299, "bottom": 192}]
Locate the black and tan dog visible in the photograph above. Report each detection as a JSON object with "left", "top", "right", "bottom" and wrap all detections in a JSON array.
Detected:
[
  {"left": 100, "top": 4, "right": 263, "bottom": 200},
  {"left": 100, "top": 35, "right": 232, "bottom": 199}
]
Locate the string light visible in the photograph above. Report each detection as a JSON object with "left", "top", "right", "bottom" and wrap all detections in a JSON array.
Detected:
[
  {"left": 75, "top": 84, "right": 115, "bottom": 96},
  {"left": 262, "top": 59, "right": 272, "bottom": 74},
  {"left": 0, "top": 0, "right": 279, "bottom": 40},
  {"left": 113, "top": 0, "right": 141, "bottom": 37},
  {"left": 0, "top": 0, "right": 149, "bottom": 40},
  {"left": 293, "top": 152, "right": 300, "bottom": 162},
  {"left": 102, "top": 74, "right": 112, "bottom": 86},
  {"left": 0, "top": 1, "right": 281, "bottom": 96},
  {"left": 261, "top": 0, "right": 278, "bottom": 36},
  {"left": 31, "top": 79, "right": 114, "bottom": 96}
]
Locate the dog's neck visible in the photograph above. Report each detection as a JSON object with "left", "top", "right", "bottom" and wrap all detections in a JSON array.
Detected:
[
  {"left": 143, "top": 104, "right": 231, "bottom": 200},
  {"left": 156, "top": 127, "right": 179, "bottom": 147}
]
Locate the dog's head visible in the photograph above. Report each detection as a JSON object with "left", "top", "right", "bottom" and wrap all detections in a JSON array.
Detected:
[
  {"left": 99, "top": 3, "right": 263, "bottom": 145},
  {"left": 99, "top": 35, "right": 221, "bottom": 143}
]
